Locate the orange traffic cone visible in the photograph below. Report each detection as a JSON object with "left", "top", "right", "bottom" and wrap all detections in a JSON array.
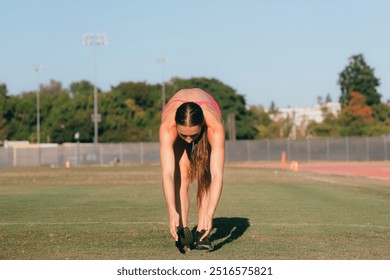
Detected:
[
  {"left": 290, "top": 161, "right": 299, "bottom": 172},
  {"left": 280, "top": 150, "right": 286, "bottom": 170}
]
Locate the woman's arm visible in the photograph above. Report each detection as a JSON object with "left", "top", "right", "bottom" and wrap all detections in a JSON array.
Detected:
[
  {"left": 201, "top": 122, "right": 225, "bottom": 239},
  {"left": 159, "top": 124, "right": 179, "bottom": 241}
]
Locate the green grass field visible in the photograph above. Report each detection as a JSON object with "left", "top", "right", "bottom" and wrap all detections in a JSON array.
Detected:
[{"left": 0, "top": 164, "right": 389, "bottom": 260}]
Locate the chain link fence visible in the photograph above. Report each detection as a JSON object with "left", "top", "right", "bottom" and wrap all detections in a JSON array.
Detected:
[{"left": 1, "top": 136, "right": 389, "bottom": 167}]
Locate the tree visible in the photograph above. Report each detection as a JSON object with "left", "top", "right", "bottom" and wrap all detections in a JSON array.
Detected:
[
  {"left": 6, "top": 93, "right": 37, "bottom": 141},
  {"left": 68, "top": 80, "right": 97, "bottom": 142},
  {"left": 342, "top": 92, "right": 373, "bottom": 122},
  {"left": 1, "top": 77, "right": 262, "bottom": 142},
  {"left": 109, "top": 82, "right": 161, "bottom": 141},
  {"left": 45, "top": 91, "right": 75, "bottom": 144},
  {"left": 248, "top": 105, "right": 273, "bottom": 139},
  {"left": 70, "top": 80, "right": 95, "bottom": 97},
  {"left": 0, "top": 83, "right": 9, "bottom": 140},
  {"left": 339, "top": 91, "right": 374, "bottom": 136},
  {"left": 268, "top": 101, "right": 278, "bottom": 116},
  {"left": 325, "top": 93, "right": 332, "bottom": 103},
  {"left": 306, "top": 103, "right": 341, "bottom": 138},
  {"left": 338, "top": 54, "right": 381, "bottom": 107},
  {"left": 372, "top": 103, "right": 390, "bottom": 123},
  {"left": 368, "top": 103, "right": 390, "bottom": 136}
]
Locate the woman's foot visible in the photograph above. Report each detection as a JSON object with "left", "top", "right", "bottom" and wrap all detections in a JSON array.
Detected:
[
  {"left": 176, "top": 227, "right": 193, "bottom": 252},
  {"left": 194, "top": 229, "right": 212, "bottom": 251}
]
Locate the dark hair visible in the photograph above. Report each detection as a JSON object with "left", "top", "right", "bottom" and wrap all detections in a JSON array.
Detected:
[
  {"left": 175, "top": 102, "right": 211, "bottom": 196},
  {"left": 175, "top": 102, "right": 204, "bottom": 126}
]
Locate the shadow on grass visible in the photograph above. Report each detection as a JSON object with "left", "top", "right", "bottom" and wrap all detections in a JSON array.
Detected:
[
  {"left": 190, "top": 217, "right": 250, "bottom": 252},
  {"left": 209, "top": 217, "right": 250, "bottom": 252}
]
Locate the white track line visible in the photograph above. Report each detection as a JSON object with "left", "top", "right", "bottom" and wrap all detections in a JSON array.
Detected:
[
  {"left": 249, "top": 222, "right": 390, "bottom": 229},
  {"left": 304, "top": 175, "right": 363, "bottom": 186},
  {"left": 0, "top": 221, "right": 166, "bottom": 226}
]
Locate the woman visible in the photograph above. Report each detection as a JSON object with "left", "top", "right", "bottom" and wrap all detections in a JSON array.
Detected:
[{"left": 159, "top": 88, "right": 225, "bottom": 251}]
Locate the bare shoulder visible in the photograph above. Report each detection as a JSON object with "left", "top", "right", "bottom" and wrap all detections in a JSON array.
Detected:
[
  {"left": 203, "top": 108, "right": 222, "bottom": 129},
  {"left": 159, "top": 117, "right": 177, "bottom": 145},
  {"left": 204, "top": 110, "right": 224, "bottom": 146}
]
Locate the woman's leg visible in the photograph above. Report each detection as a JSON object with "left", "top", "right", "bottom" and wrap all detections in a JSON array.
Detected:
[
  {"left": 194, "top": 186, "right": 212, "bottom": 250},
  {"left": 196, "top": 187, "right": 210, "bottom": 231}
]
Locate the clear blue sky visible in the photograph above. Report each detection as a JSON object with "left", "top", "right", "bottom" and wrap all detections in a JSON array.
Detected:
[{"left": 1, "top": 0, "right": 389, "bottom": 108}]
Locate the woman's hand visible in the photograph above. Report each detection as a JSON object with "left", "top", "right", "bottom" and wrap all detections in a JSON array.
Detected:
[
  {"left": 200, "top": 213, "right": 213, "bottom": 241},
  {"left": 169, "top": 211, "right": 180, "bottom": 241}
]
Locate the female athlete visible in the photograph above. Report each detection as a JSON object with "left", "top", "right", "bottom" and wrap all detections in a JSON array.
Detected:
[{"left": 159, "top": 88, "right": 225, "bottom": 250}]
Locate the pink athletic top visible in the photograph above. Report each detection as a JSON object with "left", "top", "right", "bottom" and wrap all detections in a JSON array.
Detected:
[{"left": 162, "top": 93, "right": 221, "bottom": 115}]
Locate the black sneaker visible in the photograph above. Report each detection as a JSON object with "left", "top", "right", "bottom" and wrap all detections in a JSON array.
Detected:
[
  {"left": 176, "top": 227, "right": 193, "bottom": 252},
  {"left": 195, "top": 230, "right": 212, "bottom": 251}
]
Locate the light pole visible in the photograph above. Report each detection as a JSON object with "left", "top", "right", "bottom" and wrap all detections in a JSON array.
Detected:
[
  {"left": 156, "top": 56, "right": 167, "bottom": 110},
  {"left": 33, "top": 64, "right": 42, "bottom": 166},
  {"left": 82, "top": 33, "right": 108, "bottom": 144},
  {"left": 33, "top": 64, "right": 42, "bottom": 145},
  {"left": 74, "top": 131, "right": 80, "bottom": 165}
]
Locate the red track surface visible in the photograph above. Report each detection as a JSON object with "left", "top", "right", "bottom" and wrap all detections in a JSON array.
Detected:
[
  {"left": 229, "top": 161, "right": 390, "bottom": 180},
  {"left": 298, "top": 162, "right": 390, "bottom": 180}
]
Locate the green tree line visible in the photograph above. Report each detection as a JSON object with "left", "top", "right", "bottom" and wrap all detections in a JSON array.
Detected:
[
  {"left": 0, "top": 77, "right": 259, "bottom": 143},
  {"left": 0, "top": 54, "right": 389, "bottom": 144}
]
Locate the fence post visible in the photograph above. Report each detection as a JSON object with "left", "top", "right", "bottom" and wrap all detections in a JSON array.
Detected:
[
  {"left": 326, "top": 138, "right": 330, "bottom": 161},
  {"left": 346, "top": 137, "right": 349, "bottom": 161},
  {"left": 267, "top": 139, "right": 271, "bottom": 161},
  {"left": 246, "top": 140, "right": 251, "bottom": 161},
  {"left": 307, "top": 139, "right": 311, "bottom": 161},
  {"left": 384, "top": 136, "right": 388, "bottom": 161},
  {"left": 38, "top": 146, "right": 41, "bottom": 166},
  {"left": 287, "top": 139, "right": 291, "bottom": 162},
  {"left": 366, "top": 136, "right": 370, "bottom": 161},
  {"left": 119, "top": 143, "right": 124, "bottom": 164},
  {"left": 57, "top": 144, "right": 60, "bottom": 166},
  {"left": 140, "top": 142, "right": 144, "bottom": 164},
  {"left": 13, "top": 147, "right": 17, "bottom": 167},
  {"left": 99, "top": 144, "right": 103, "bottom": 165}
]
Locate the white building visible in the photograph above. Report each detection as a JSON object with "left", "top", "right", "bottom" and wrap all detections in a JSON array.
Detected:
[
  {"left": 269, "top": 102, "right": 341, "bottom": 138},
  {"left": 272, "top": 102, "right": 341, "bottom": 125}
]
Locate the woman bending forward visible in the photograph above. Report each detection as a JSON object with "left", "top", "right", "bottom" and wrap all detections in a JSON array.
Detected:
[{"left": 159, "top": 88, "right": 225, "bottom": 250}]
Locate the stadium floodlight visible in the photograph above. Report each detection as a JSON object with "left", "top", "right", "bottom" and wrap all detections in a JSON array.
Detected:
[
  {"left": 33, "top": 64, "right": 42, "bottom": 166},
  {"left": 156, "top": 56, "right": 167, "bottom": 110},
  {"left": 33, "top": 64, "right": 43, "bottom": 145},
  {"left": 82, "top": 33, "right": 108, "bottom": 144}
]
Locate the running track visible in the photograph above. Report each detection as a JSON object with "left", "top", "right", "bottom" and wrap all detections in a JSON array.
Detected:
[
  {"left": 298, "top": 162, "right": 390, "bottom": 180},
  {"left": 229, "top": 161, "right": 390, "bottom": 180}
]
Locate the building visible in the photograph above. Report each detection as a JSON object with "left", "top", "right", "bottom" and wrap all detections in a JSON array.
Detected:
[{"left": 269, "top": 102, "right": 341, "bottom": 138}]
